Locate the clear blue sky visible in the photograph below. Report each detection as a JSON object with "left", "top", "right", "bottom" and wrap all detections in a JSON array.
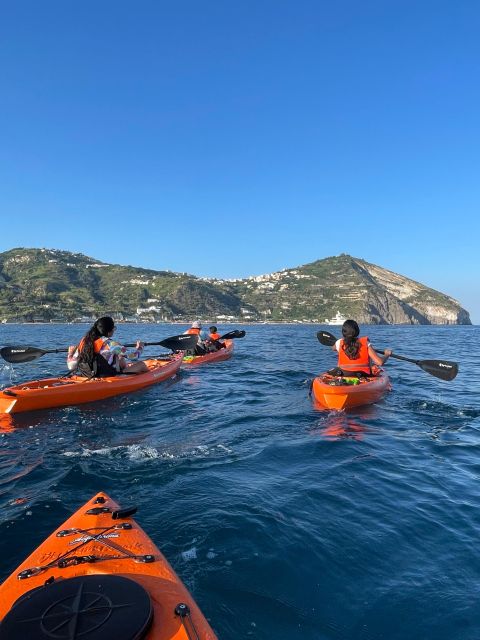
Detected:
[{"left": 1, "top": 1, "right": 479, "bottom": 321}]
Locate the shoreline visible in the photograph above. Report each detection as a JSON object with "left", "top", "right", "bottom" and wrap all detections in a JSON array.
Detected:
[{"left": 0, "top": 321, "right": 474, "bottom": 327}]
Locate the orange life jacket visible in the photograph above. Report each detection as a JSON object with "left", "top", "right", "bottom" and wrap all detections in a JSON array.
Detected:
[
  {"left": 209, "top": 332, "right": 221, "bottom": 341},
  {"left": 185, "top": 328, "right": 201, "bottom": 335},
  {"left": 337, "top": 336, "right": 371, "bottom": 374},
  {"left": 77, "top": 336, "right": 105, "bottom": 354},
  {"left": 93, "top": 337, "right": 106, "bottom": 353}
]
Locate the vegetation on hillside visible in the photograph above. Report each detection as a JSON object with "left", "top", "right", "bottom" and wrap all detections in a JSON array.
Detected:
[{"left": 0, "top": 248, "right": 471, "bottom": 324}]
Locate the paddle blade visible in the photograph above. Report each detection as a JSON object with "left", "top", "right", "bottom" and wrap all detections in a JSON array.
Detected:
[
  {"left": 0, "top": 346, "right": 48, "bottom": 363},
  {"left": 158, "top": 334, "right": 198, "bottom": 352},
  {"left": 419, "top": 359, "right": 458, "bottom": 381},
  {"left": 316, "top": 331, "right": 337, "bottom": 347},
  {"left": 220, "top": 330, "right": 246, "bottom": 340}
]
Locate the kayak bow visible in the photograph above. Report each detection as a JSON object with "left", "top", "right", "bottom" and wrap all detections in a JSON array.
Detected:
[{"left": 0, "top": 492, "right": 217, "bottom": 639}]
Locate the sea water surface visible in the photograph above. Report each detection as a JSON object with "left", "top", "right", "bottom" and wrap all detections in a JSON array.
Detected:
[{"left": 0, "top": 323, "right": 479, "bottom": 639}]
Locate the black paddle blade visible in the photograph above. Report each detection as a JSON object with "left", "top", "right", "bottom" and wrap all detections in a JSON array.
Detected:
[
  {"left": 316, "top": 331, "right": 337, "bottom": 347},
  {"left": 419, "top": 359, "right": 458, "bottom": 381},
  {"left": 158, "top": 334, "right": 198, "bottom": 352},
  {"left": 220, "top": 330, "right": 246, "bottom": 340},
  {"left": 0, "top": 346, "right": 48, "bottom": 363}
]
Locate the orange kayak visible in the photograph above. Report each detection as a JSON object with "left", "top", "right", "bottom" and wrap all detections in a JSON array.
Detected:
[
  {"left": 182, "top": 340, "right": 233, "bottom": 366},
  {"left": 311, "top": 369, "right": 391, "bottom": 410},
  {"left": 0, "top": 492, "right": 217, "bottom": 639},
  {"left": 0, "top": 355, "right": 182, "bottom": 414}
]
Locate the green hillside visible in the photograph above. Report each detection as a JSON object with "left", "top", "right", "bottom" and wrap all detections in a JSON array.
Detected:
[{"left": 0, "top": 248, "right": 471, "bottom": 325}]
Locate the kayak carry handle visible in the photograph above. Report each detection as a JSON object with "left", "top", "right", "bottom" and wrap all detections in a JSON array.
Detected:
[
  {"left": 86, "top": 506, "right": 110, "bottom": 515},
  {"left": 85, "top": 504, "right": 137, "bottom": 519},
  {"left": 112, "top": 506, "right": 138, "bottom": 520}
]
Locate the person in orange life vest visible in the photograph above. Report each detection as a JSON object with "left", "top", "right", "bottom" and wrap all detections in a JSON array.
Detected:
[
  {"left": 183, "top": 320, "right": 207, "bottom": 355},
  {"left": 209, "top": 326, "right": 222, "bottom": 341},
  {"left": 332, "top": 319, "right": 392, "bottom": 376},
  {"left": 206, "top": 326, "right": 226, "bottom": 351},
  {"left": 68, "top": 316, "right": 148, "bottom": 377}
]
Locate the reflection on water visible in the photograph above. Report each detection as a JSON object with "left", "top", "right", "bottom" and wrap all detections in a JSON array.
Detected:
[
  {"left": 322, "top": 414, "right": 366, "bottom": 440},
  {"left": 0, "top": 414, "right": 16, "bottom": 433},
  {"left": 310, "top": 404, "right": 382, "bottom": 440}
]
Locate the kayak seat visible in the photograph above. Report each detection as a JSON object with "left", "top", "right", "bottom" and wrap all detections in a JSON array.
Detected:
[{"left": 327, "top": 367, "right": 371, "bottom": 378}]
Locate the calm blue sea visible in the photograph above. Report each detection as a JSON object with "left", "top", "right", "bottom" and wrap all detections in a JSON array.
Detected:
[{"left": 0, "top": 323, "right": 479, "bottom": 639}]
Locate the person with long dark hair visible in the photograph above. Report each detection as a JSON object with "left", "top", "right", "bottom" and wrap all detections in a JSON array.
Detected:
[
  {"left": 67, "top": 316, "right": 148, "bottom": 377},
  {"left": 332, "top": 319, "right": 392, "bottom": 376}
]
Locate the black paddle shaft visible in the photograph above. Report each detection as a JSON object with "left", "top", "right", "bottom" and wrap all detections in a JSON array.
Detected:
[
  {"left": 380, "top": 351, "right": 458, "bottom": 381},
  {"left": 0, "top": 334, "right": 198, "bottom": 364}
]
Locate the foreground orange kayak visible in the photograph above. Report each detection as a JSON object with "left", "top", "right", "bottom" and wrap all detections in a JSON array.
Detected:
[
  {"left": 0, "top": 492, "right": 217, "bottom": 639},
  {"left": 0, "top": 355, "right": 182, "bottom": 414},
  {"left": 311, "top": 368, "right": 391, "bottom": 410},
  {"left": 182, "top": 340, "right": 233, "bottom": 366}
]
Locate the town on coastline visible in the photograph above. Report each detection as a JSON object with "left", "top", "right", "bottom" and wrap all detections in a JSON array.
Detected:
[
  {"left": 0, "top": 310, "right": 348, "bottom": 326},
  {"left": 0, "top": 307, "right": 304, "bottom": 325}
]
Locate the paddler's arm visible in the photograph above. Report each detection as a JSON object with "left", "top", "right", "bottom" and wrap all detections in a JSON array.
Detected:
[
  {"left": 123, "top": 340, "right": 145, "bottom": 360},
  {"left": 102, "top": 338, "right": 144, "bottom": 362},
  {"left": 368, "top": 346, "right": 392, "bottom": 366},
  {"left": 331, "top": 339, "right": 341, "bottom": 353}
]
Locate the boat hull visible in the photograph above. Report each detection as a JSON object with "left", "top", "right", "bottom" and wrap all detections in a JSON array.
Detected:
[
  {"left": 182, "top": 340, "right": 233, "bottom": 366},
  {"left": 0, "top": 356, "right": 182, "bottom": 414},
  {"left": 311, "top": 371, "right": 391, "bottom": 410}
]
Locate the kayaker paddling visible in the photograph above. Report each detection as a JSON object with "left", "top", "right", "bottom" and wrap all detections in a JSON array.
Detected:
[
  {"left": 208, "top": 326, "right": 221, "bottom": 341},
  {"left": 183, "top": 320, "right": 208, "bottom": 355},
  {"left": 67, "top": 316, "right": 148, "bottom": 377},
  {"left": 331, "top": 319, "right": 392, "bottom": 377},
  {"left": 206, "top": 325, "right": 226, "bottom": 352}
]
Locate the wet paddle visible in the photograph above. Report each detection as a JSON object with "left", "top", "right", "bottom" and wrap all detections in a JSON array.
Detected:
[
  {"left": 0, "top": 334, "right": 198, "bottom": 364},
  {"left": 219, "top": 330, "right": 246, "bottom": 340},
  {"left": 316, "top": 330, "right": 458, "bottom": 381}
]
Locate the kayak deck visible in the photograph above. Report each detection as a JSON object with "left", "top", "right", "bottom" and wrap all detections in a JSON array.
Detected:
[
  {"left": 311, "top": 369, "right": 391, "bottom": 410},
  {"left": 0, "top": 355, "right": 182, "bottom": 414},
  {"left": 182, "top": 339, "right": 233, "bottom": 366},
  {"left": 0, "top": 492, "right": 217, "bottom": 639}
]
